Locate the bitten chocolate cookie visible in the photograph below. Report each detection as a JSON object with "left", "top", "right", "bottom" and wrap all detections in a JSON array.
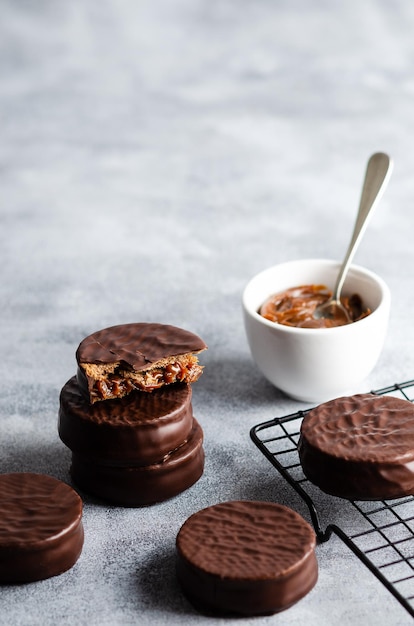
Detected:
[
  {"left": 0, "top": 473, "right": 84, "bottom": 583},
  {"left": 298, "top": 393, "right": 414, "bottom": 500},
  {"left": 59, "top": 376, "right": 194, "bottom": 465},
  {"left": 70, "top": 418, "right": 204, "bottom": 506},
  {"left": 176, "top": 500, "right": 317, "bottom": 616},
  {"left": 76, "top": 322, "right": 207, "bottom": 403}
]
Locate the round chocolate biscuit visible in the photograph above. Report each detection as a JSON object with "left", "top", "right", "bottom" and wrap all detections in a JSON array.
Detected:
[
  {"left": 70, "top": 418, "right": 204, "bottom": 506},
  {"left": 76, "top": 322, "right": 207, "bottom": 403},
  {"left": 76, "top": 322, "right": 206, "bottom": 369},
  {"left": 59, "top": 376, "right": 193, "bottom": 465},
  {"left": 0, "top": 473, "right": 84, "bottom": 583},
  {"left": 176, "top": 500, "right": 318, "bottom": 616},
  {"left": 299, "top": 393, "right": 414, "bottom": 500}
]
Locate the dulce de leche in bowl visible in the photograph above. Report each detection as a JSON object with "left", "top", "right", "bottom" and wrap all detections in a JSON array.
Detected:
[
  {"left": 259, "top": 284, "right": 370, "bottom": 329},
  {"left": 242, "top": 259, "right": 390, "bottom": 403}
]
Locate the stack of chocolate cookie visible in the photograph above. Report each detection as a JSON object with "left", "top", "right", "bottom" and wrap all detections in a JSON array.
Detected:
[{"left": 58, "top": 323, "right": 207, "bottom": 506}]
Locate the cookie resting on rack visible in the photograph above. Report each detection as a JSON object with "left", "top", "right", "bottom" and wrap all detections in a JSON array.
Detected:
[{"left": 298, "top": 393, "right": 414, "bottom": 500}]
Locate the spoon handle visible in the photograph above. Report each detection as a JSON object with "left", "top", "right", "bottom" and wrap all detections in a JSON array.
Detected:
[{"left": 333, "top": 152, "right": 393, "bottom": 301}]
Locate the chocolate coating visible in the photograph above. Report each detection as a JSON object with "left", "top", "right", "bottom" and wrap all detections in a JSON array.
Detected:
[
  {"left": 59, "top": 377, "right": 193, "bottom": 465},
  {"left": 70, "top": 418, "right": 204, "bottom": 506},
  {"left": 176, "top": 500, "right": 317, "bottom": 616},
  {"left": 76, "top": 322, "right": 207, "bottom": 402},
  {"left": 0, "top": 473, "right": 84, "bottom": 583},
  {"left": 76, "top": 322, "right": 206, "bottom": 370},
  {"left": 299, "top": 393, "right": 414, "bottom": 500}
]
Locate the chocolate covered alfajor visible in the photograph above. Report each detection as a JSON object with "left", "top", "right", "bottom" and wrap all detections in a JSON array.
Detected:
[
  {"left": 0, "top": 473, "right": 84, "bottom": 583},
  {"left": 299, "top": 393, "right": 414, "bottom": 500},
  {"left": 59, "top": 377, "right": 194, "bottom": 466},
  {"left": 70, "top": 419, "right": 204, "bottom": 506},
  {"left": 176, "top": 500, "right": 318, "bottom": 616},
  {"left": 76, "top": 322, "right": 206, "bottom": 404}
]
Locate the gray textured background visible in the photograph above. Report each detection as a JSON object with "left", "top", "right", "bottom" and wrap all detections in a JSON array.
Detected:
[{"left": 1, "top": 1, "right": 414, "bottom": 624}]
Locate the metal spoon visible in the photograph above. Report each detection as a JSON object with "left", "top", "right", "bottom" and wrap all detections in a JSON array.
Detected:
[{"left": 314, "top": 152, "right": 393, "bottom": 322}]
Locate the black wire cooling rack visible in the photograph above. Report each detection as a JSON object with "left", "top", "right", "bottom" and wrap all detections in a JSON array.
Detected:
[{"left": 250, "top": 380, "right": 414, "bottom": 618}]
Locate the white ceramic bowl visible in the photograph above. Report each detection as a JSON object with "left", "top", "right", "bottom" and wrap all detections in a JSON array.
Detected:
[{"left": 242, "top": 259, "right": 391, "bottom": 403}]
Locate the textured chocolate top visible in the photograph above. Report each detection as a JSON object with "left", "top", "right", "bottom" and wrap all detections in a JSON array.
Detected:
[
  {"left": 0, "top": 473, "right": 82, "bottom": 549},
  {"left": 0, "top": 473, "right": 84, "bottom": 583},
  {"left": 177, "top": 500, "right": 316, "bottom": 580},
  {"left": 59, "top": 376, "right": 193, "bottom": 464},
  {"left": 299, "top": 393, "right": 414, "bottom": 500},
  {"left": 300, "top": 393, "right": 414, "bottom": 463},
  {"left": 60, "top": 376, "right": 192, "bottom": 427},
  {"left": 76, "top": 322, "right": 207, "bottom": 370}
]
